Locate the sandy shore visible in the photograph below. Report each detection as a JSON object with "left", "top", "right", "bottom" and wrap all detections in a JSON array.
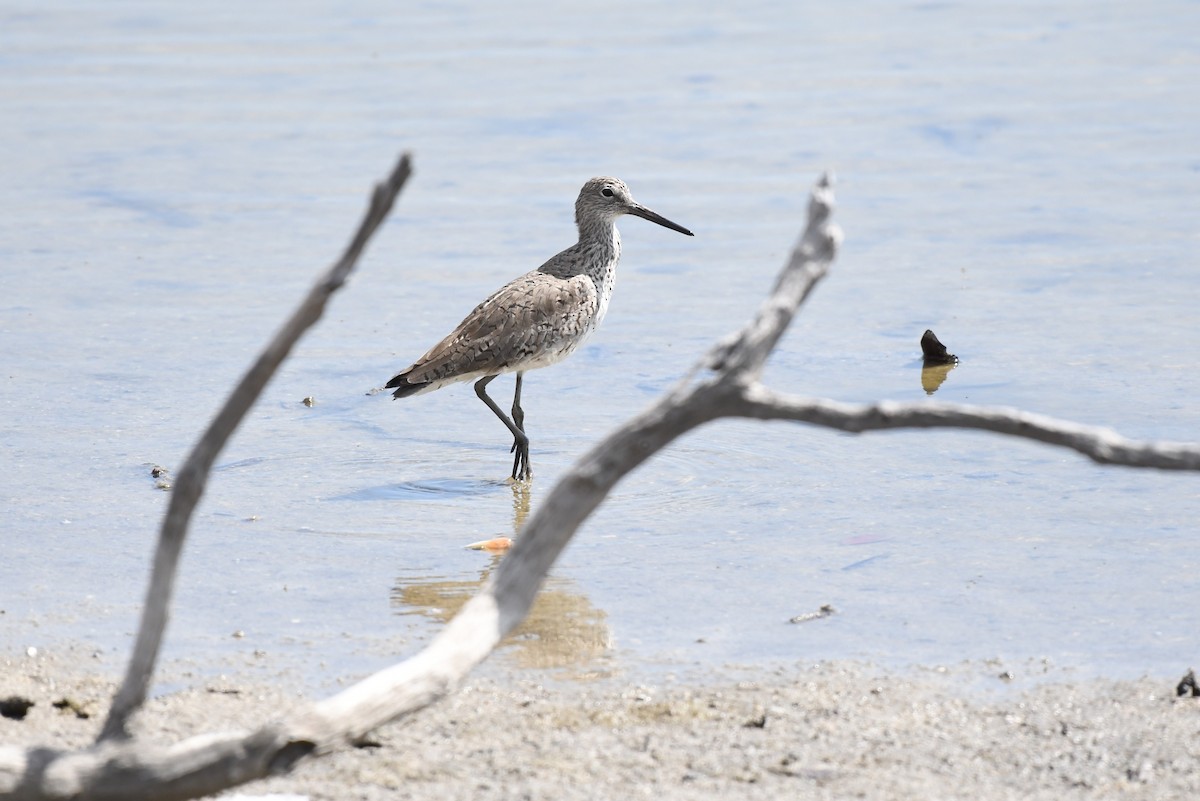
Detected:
[{"left": 2, "top": 646, "right": 1198, "bottom": 800}]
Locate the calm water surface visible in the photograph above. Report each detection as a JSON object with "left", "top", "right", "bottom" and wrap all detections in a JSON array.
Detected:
[{"left": 2, "top": 1, "right": 1199, "bottom": 689}]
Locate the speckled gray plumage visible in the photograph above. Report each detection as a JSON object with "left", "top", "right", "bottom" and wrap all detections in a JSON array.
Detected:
[
  {"left": 387, "top": 177, "right": 690, "bottom": 396},
  {"left": 384, "top": 176, "right": 692, "bottom": 479},
  {"left": 391, "top": 270, "right": 599, "bottom": 392}
]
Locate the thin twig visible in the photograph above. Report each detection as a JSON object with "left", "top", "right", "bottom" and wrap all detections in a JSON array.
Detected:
[{"left": 97, "top": 153, "right": 414, "bottom": 743}]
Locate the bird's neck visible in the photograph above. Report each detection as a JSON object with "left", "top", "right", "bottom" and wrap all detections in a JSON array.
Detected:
[{"left": 575, "top": 218, "right": 621, "bottom": 288}]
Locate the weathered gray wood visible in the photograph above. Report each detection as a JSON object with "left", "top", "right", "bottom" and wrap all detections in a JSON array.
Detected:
[
  {"left": 729, "top": 388, "right": 1200, "bottom": 470},
  {"left": 98, "top": 153, "right": 414, "bottom": 744}
]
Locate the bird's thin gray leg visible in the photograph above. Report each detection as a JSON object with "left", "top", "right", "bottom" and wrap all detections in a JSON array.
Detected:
[
  {"left": 474, "top": 375, "right": 531, "bottom": 480},
  {"left": 509, "top": 371, "right": 526, "bottom": 449},
  {"left": 509, "top": 372, "right": 530, "bottom": 478}
]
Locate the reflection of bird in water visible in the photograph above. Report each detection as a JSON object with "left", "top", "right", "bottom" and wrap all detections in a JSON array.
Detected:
[
  {"left": 510, "top": 479, "right": 531, "bottom": 529},
  {"left": 383, "top": 178, "right": 693, "bottom": 481},
  {"left": 395, "top": 480, "right": 610, "bottom": 673},
  {"left": 392, "top": 572, "right": 612, "bottom": 673}
]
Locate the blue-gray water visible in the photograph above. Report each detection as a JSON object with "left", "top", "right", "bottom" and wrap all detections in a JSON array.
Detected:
[{"left": 3, "top": 1, "right": 1198, "bottom": 688}]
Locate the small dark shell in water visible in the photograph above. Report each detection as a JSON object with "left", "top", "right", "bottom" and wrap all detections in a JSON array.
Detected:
[{"left": 920, "top": 329, "right": 958, "bottom": 365}]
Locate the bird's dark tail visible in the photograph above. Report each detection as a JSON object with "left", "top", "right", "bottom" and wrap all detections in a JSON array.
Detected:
[{"left": 385, "top": 371, "right": 429, "bottom": 399}]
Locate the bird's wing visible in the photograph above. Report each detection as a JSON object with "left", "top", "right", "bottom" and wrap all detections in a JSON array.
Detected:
[{"left": 400, "top": 271, "right": 598, "bottom": 384}]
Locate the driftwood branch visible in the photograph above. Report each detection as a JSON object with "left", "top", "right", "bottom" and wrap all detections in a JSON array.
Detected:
[
  {"left": 4, "top": 169, "right": 1198, "bottom": 801},
  {"left": 97, "top": 153, "right": 413, "bottom": 744},
  {"left": 730, "top": 388, "right": 1200, "bottom": 470}
]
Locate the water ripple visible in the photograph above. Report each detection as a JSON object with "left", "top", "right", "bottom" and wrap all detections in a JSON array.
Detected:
[{"left": 329, "top": 477, "right": 509, "bottom": 502}]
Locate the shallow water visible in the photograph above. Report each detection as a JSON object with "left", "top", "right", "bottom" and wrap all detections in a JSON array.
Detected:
[{"left": 3, "top": 1, "right": 1199, "bottom": 689}]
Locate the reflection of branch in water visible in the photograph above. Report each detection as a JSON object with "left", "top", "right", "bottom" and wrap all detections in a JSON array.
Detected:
[{"left": 391, "top": 571, "right": 611, "bottom": 673}]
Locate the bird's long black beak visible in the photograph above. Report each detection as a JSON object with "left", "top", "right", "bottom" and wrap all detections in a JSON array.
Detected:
[{"left": 628, "top": 203, "right": 694, "bottom": 237}]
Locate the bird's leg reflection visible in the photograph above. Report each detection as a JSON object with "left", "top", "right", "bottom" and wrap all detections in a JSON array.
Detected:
[
  {"left": 391, "top": 463, "right": 610, "bottom": 673},
  {"left": 511, "top": 478, "right": 532, "bottom": 532},
  {"left": 464, "top": 481, "right": 530, "bottom": 552},
  {"left": 461, "top": 482, "right": 528, "bottom": 553}
]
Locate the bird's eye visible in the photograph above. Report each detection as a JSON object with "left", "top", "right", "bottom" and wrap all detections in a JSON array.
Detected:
[{"left": 601, "top": 187, "right": 614, "bottom": 198}]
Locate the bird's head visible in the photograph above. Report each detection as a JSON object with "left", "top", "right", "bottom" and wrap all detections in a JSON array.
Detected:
[{"left": 575, "top": 177, "right": 694, "bottom": 237}]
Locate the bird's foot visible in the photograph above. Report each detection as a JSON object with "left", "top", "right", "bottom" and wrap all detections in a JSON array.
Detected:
[{"left": 510, "top": 439, "right": 532, "bottom": 481}]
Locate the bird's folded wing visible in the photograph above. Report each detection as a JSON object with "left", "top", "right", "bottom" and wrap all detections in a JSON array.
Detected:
[{"left": 403, "top": 272, "right": 598, "bottom": 383}]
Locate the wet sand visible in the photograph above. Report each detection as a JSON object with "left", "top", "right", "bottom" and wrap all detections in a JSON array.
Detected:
[{"left": 3, "top": 645, "right": 1198, "bottom": 800}]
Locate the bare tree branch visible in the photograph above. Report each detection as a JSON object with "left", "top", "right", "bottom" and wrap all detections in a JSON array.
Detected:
[
  {"left": 97, "top": 153, "right": 414, "bottom": 743},
  {"left": 729, "top": 386, "right": 1200, "bottom": 470},
  {"left": 701, "top": 173, "right": 840, "bottom": 378}
]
